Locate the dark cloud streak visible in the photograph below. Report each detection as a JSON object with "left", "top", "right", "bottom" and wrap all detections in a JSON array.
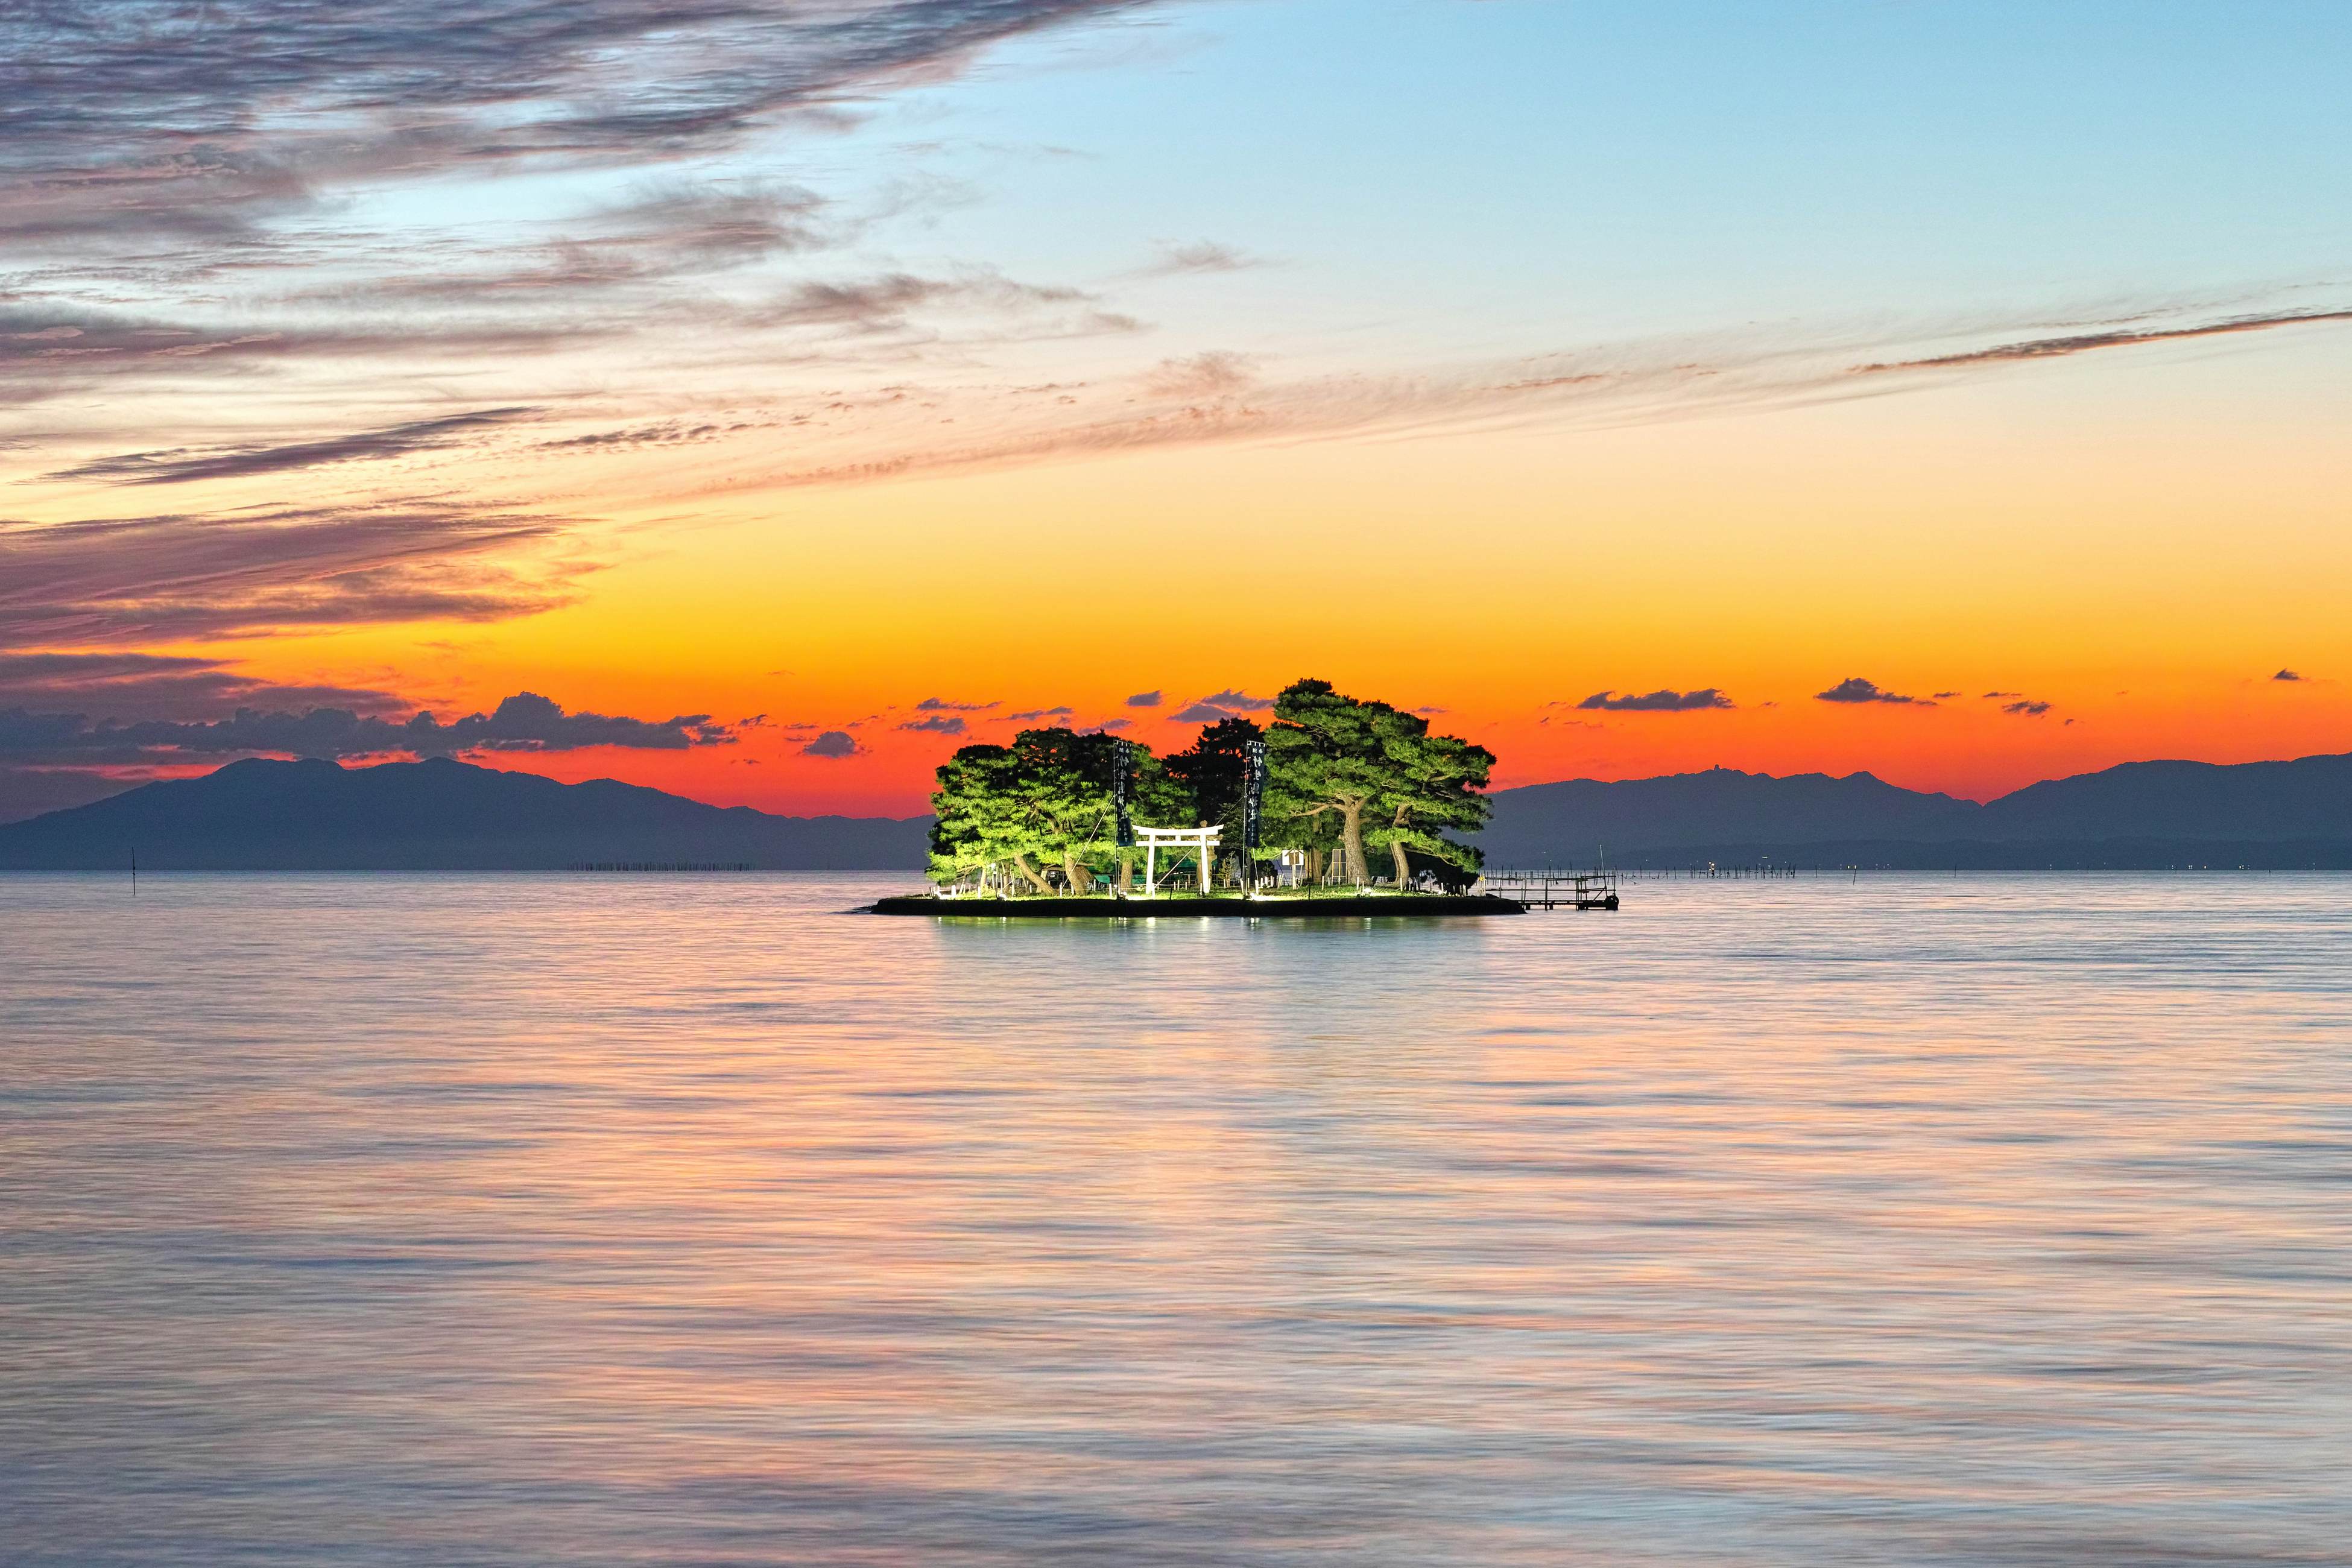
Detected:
[
  {"left": 1816, "top": 677, "right": 1934, "bottom": 707},
  {"left": 0, "top": 690, "right": 736, "bottom": 764},
  {"left": 1853, "top": 308, "right": 2352, "bottom": 375},
  {"left": 1576, "top": 688, "right": 1734, "bottom": 713},
  {"left": 49, "top": 408, "right": 540, "bottom": 487}
]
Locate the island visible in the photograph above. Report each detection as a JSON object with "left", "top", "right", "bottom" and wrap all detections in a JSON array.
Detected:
[{"left": 873, "top": 678, "right": 1531, "bottom": 918}]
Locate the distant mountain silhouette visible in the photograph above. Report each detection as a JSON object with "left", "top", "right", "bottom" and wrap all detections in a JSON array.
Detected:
[
  {"left": 0, "top": 757, "right": 931, "bottom": 870},
  {"left": 2, "top": 748, "right": 2345, "bottom": 873},
  {"left": 1478, "top": 753, "right": 2352, "bottom": 868}
]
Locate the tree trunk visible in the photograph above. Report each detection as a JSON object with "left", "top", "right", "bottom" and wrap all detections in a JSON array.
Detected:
[
  {"left": 1341, "top": 802, "right": 1368, "bottom": 886},
  {"left": 1388, "top": 804, "right": 1415, "bottom": 888},
  {"left": 1010, "top": 852, "right": 1054, "bottom": 895},
  {"left": 1063, "top": 848, "right": 1093, "bottom": 895}
]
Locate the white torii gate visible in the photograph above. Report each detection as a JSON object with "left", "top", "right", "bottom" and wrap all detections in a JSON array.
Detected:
[{"left": 1134, "top": 824, "right": 1221, "bottom": 898}]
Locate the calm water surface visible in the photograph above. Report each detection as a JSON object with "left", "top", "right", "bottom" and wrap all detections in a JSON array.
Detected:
[{"left": 4, "top": 873, "right": 2350, "bottom": 1565}]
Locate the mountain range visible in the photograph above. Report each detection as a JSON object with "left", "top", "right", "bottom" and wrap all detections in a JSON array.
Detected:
[
  {"left": 1477, "top": 753, "right": 2352, "bottom": 868},
  {"left": 0, "top": 757, "right": 928, "bottom": 871},
  {"left": 0, "top": 749, "right": 2345, "bottom": 871}
]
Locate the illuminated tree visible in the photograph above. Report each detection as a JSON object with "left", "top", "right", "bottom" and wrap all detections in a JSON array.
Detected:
[
  {"left": 1362, "top": 707, "right": 1493, "bottom": 886},
  {"left": 1264, "top": 679, "right": 1491, "bottom": 886},
  {"left": 928, "top": 742, "right": 1052, "bottom": 892},
  {"left": 928, "top": 728, "right": 1178, "bottom": 894},
  {"left": 1264, "top": 679, "right": 1391, "bottom": 884}
]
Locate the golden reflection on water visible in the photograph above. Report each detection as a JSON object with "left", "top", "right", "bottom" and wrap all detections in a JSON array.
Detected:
[{"left": 4, "top": 873, "right": 2350, "bottom": 1564}]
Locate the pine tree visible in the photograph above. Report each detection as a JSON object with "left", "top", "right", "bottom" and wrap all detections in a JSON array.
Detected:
[
  {"left": 1264, "top": 680, "right": 1391, "bottom": 884},
  {"left": 1363, "top": 707, "right": 1493, "bottom": 887},
  {"left": 1264, "top": 679, "right": 1492, "bottom": 887}
]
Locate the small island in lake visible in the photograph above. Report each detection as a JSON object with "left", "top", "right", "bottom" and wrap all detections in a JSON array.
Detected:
[{"left": 874, "top": 678, "right": 1531, "bottom": 918}]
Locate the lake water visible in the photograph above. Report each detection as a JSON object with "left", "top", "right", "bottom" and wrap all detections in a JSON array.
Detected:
[{"left": 4, "top": 872, "right": 2350, "bottom": 1566}]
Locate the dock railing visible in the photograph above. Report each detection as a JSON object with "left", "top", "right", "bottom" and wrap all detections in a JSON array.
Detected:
[{"left": 1478, "top": 868, "right": 1620, "bottom": 910}]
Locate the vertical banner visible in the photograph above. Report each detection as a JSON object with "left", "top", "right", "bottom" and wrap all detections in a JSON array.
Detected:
[
  {"left": 1113, "top": 738, "right": 1134, "bottom": 847},
  {"left": 1244, "top": 739, "right": 1268, "bottom": 850}
]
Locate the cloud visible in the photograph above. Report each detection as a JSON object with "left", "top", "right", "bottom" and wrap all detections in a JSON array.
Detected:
[
  {"left": 1195, "top": 688, "right": 1273, "bottom": 711},
  {"left": 2274, "top": 668, "right": 2304, "bottom": 682},
  {"left": 0, "top": 690, "right": 735, "bottom": 765},
  {"left": 1168, "top": 701, "right": 1234, "bottom": 723},
  {"left": 0, "top": 501, "right": 582, "bottom": 647},
  {"left": 0, "top": 304, "right": 580, "bottom": 407},
  {"left": 1851, "top": 307, "right": 2352, "bottom": 376},
  {"left": 1143, "top": 351, "right": 1259, "bottom": 399},
  {"left": 1982, "top": 690, "right": 2022, "bottom": 698},
  {"left": 898, "top": 714, "right": 967, "bottom": 734},
  {"left": 2002, "top": 700, "right": 2053, "bottom": 717},
  {"left": 916, "top": 696, "right": 997, "bottom": 712},
  {"left": 540, "top": 419, "right": 765, "bottom": 453},
  {"left": 1575, "top": 688, "right": 1734, "bottom": 713},
  {"left": 1005, "top": 704, "right": 1073, "bottom": 721},
  {"left": 0, "top": 1, "right": 1165, "bottom": 254},
  {"left": 1930, "top": 691, "right": 1959, "bottom": 699},
  {"left": 800, "top": 730, "right": 860, "bottom": 758},
  {"left": 744, "top": 270, "right": 1110, "bottom": 338},
  {"left": 346, "top": 183, "right": 832, "bottom": 308},
  {"left": 0, "top": 651, "right": 399, "bottom": 720},
  {"left": 1089, "top": 718, "right": 1132, "bottom": 732},
  {"left": 735, "top": 290, "right": 2352, "bottom": 497},
  {"left": 1141, "top": 241, "right": 1258, "bottom": 277},
  {"left": 1815, "top": 677, "right": 1934, "bottom": 706},
  {"left": 48, "top": 408, "right": 540, "bottom": 487},
  {"left": 1125, "top": 690, "right": 1162, "bottom": 708}
]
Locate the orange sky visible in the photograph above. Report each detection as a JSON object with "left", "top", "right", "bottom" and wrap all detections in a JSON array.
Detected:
[{"left": 5, "top": 2, "right": 2350, "bottom": 820}]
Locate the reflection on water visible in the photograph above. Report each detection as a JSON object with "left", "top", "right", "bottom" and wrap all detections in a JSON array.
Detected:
[{"left": 4, "top": 873, "right": 2350, "bottom": 1565}]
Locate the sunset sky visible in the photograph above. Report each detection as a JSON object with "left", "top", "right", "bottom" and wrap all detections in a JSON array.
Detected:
[{"left": 6, "top": 0, "right": 2350, "bottom": 820}]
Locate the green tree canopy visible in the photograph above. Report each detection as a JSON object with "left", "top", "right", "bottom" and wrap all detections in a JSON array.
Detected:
[
  {"left": 1361, "top": 706, "right": 1494, "bottom": 886},
  {"left": 1263, "top": 680, "right": 1393, "bottom": 884},
  {"left": 1263, "top": 678, "right": 1493, "bottom": 885},
  {"left": 929, "top": 689, "right": 1492, "bottom": 895},
  {"left": 929, "top": 727, "right": 1180, "bottom": 893}
]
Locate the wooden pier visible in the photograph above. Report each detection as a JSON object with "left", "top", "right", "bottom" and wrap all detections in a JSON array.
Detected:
[{"left": 1478, "top": 869, "right": 1621, "bottom": 910}]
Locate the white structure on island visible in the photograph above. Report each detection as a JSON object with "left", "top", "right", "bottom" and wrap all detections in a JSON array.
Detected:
[{"left": 1134, "top": 824, "right": 1221, "bottom": 897}]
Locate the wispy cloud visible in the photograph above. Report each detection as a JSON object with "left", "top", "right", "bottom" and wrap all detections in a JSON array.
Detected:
[
  {"left": 916, "top": 695, "right": 997, "bottom": 712},
  {"left": 0, "top": 305, "right": 578, "bottom": 407},
  {"left": 2001, "top": 699, "right": 2053, "bottom": 717},
  {"left": 898, "top": 714, "right": 967, "bottom": 734},
  {"left": 49, "top": 408, "right": 540, "bottom": 487},
  {"left": 0, "top": 651, "right": 399, "bottom": 720},
  {"left": 336, "top": 183, "right": 832, "bottom": 308},
  {"left": 1852, "top": 307, "right": 2352, "bottom": 375},
  {"left": 725, "top": 291, "right": 2352, "bottom": 495},
  {"left": 1125, "top": 689, "right": 1162, "bottom": 708},
  {"left": 0, "top": 1, "right": 1165, "bottom": 254},
  {"left": 1139, "top": 241, "right": 1259, "bottom": 277},
  {"left": 1143, "top": 351, "right": 1258, "bottom": 399},
  {"left": 0, "top": 500, "right": 583, "bottom": 646},
  {"left": 745, "top": 270, "right": 1110, "bottom": 337},
  {"left": 2274, "top": 668, "right": 2305, "bottom": 682},
  {"left": 801, "top": 730, "right": 860, "bottom": 758}
]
